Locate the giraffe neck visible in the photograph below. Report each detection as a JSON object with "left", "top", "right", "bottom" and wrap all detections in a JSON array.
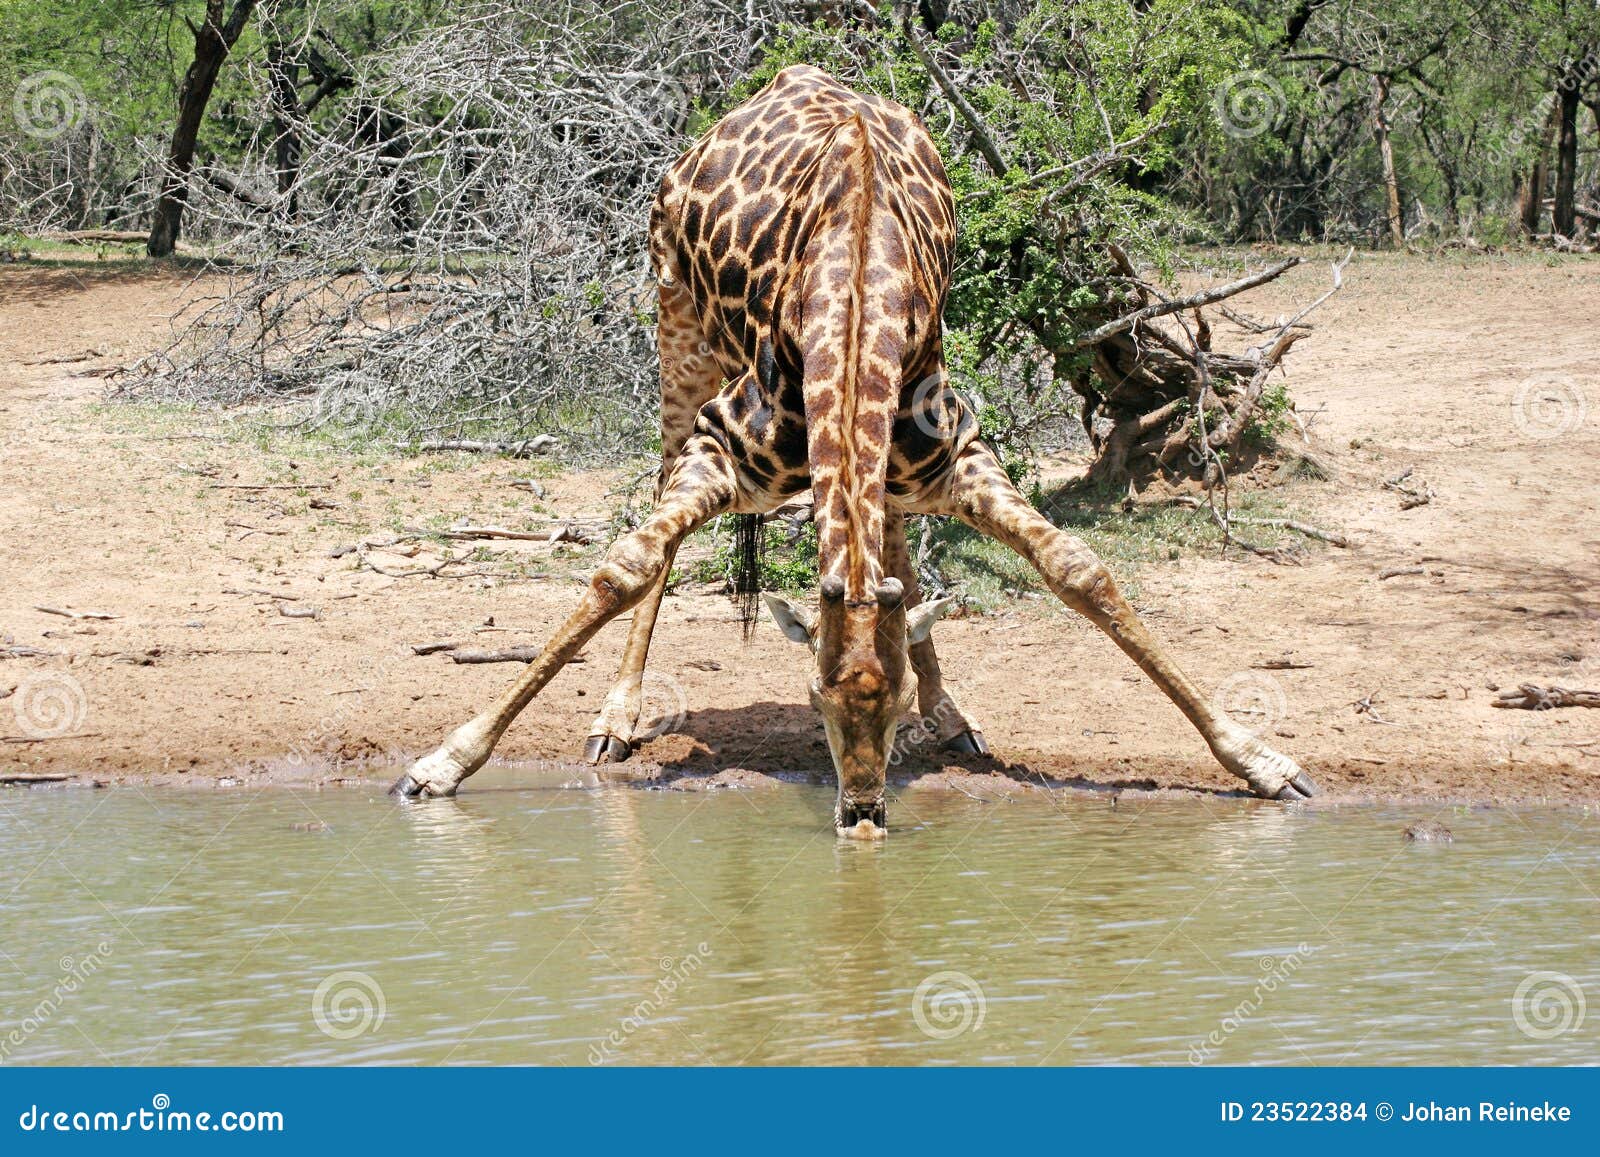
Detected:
[{"left": 798, "top": 114, "right": 909, "bottom": 600}]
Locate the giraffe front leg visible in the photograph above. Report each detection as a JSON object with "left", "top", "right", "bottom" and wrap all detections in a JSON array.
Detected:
[
  {"left": 581, "top": 272, "right": 720, "bottom": 766},
  {"left": 392, "top": 437, "right": 737, "bottom": 798},
  {"left": 939, "top": 442, "right": 1314, "bottom": 800},
  {"left": 582, "top": 547, "right": 678, "bottom": 765},
  {"left": 884, "top": 508, "right": 988, "bottom": 755}
]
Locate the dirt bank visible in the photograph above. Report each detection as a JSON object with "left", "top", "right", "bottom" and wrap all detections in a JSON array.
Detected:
[{"left": 2, "top": 253, "right": 1597, "bottom": 806}]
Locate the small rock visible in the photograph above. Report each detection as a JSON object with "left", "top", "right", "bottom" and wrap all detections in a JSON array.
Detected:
[{"left": 1404, "top": 820, "right": 1453, "bottom": 843}]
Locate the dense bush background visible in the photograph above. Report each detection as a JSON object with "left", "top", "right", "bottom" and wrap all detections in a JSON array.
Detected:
[{"left": 2, "top": 1, "right": 1595, "bottom": 461}]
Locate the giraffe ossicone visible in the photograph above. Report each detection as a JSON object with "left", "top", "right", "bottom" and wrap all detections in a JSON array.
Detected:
[{"left": 392, "top": 65, "right": 1314, "bottom": 831}]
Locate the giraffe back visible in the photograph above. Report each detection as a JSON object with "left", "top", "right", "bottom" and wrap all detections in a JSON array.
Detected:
[{"left": 650, "top": 65, "right": 969, "bottom": 596}]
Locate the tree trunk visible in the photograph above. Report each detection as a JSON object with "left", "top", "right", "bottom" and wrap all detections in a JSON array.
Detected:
[
  {"left": 1518, "top": 98, "right": 1560, "bottom": 236},
  {"left": 1552, "top": 52, "right": 1593, "bottom": 239},
  {"left": 1373, "top": 75, "right": 1404, "bottom": 246},
  {"left": 266, "top": 42, "right": 302, "bottom": 212},
  {"left": 147, "top": 1, "right": 259, "bottom": 258}
]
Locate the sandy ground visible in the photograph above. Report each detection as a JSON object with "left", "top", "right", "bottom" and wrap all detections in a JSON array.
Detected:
[{"left": 2, "top": 253, "right": 1597, "bottom": 806}]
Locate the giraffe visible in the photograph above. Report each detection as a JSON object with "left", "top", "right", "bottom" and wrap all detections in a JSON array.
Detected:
[{"left": 391, "top": 65, "right": 1315, "bottom": 836}]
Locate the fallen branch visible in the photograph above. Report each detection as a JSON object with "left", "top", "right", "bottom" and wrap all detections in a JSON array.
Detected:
[
  {"left": 1168, "top": 496, "right": 1348, "bottom": 546},
  {"left": 22, "top": 349, "right": 105, "bottom": 366},
  {"left": 449, "top": 646, "right": 549, "bottom": 664},
  {"left": 208, "top": 482, "right": 330, "bottom": 491},
  {"left": 227, "top": 520, "right": 290, "bottom": 538},
  {"left": 441, "top": 521, "right": 603, "bottom": 545},
  {"left": 1493, "top": 684, "right": 1600, "bottom": 710},
  {"left": 411, "top": 641, "right": 458, "bottom": 656},
  {"left": 409, "top": 436, "right": 557, "bottom": 457},
  {"left": 1378, "top": 565, "right": 1426, "bottom": 580},
  {"left": 1384, "top": 467, "right": 1435, "bottom": 508},
  {"left": 39, "top": 229, "right": 147, "bottom": 244},
  {"left": 35, "top": 606, "right": 117, "bottom": 620},
  {"left": 2, "top": 734, "right": 102, "bottom": 743}
]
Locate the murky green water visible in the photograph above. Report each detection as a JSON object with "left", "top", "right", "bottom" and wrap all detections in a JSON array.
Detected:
[{"left": 1, "top": 776, "right": 1595, "bottom": 1065}]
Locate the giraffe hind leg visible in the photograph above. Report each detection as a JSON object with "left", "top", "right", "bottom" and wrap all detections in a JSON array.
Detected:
[{"left": 934, "top": 441, "right": 1314, "bottom": 800}]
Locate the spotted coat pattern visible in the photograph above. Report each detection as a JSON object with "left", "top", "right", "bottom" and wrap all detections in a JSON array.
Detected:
[{"left": 650, "top": 64, "right": 978, "bottom": 598}]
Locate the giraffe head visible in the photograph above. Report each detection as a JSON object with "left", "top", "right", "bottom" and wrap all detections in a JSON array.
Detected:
[{"left": 765, "top": 576, "right": 955, "bottom": 838}]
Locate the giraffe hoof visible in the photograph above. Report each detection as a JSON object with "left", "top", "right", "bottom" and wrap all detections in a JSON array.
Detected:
[
  {"left": 583, "top": 734, "right": 633, "bottom": 765},
  {"left": 389, "top": 772, "right": 424, "bottom": 798},
  {"left": 1274, "top": 772, "right": 1318, "bottom": 801},
  {"left": 942, "top": 729, "right": 989, "bottom": 757}
]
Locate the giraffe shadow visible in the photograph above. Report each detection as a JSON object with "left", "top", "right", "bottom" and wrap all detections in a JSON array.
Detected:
[{"left": 636, "top": 701, "right": 1240, "bottom": 799}]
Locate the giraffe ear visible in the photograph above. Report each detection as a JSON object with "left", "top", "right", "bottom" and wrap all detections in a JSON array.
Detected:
[
  {"left": 763, "top": 594, "right": 815, "bottom": 645},
  {"left": 905, "top": 596, "right": 956, "bottom": 645}
]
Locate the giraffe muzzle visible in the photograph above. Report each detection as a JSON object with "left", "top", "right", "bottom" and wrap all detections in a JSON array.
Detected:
[{"left": 836, "top": 796, "right": 887, "bottom": 839}]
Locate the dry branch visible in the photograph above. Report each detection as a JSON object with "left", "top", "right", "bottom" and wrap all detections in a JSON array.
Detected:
[
  {"left": 38, "top": 230, "right": 148, "bottom": 245},
  {"left": 1493, "top": 684, "right": 1600, "bottom": 710},
  {"left": 449, "top": 646, "right": 545, "bottom": 664},
  {"left": 411, "top": 436, "right": 557, "bottom": 457},
  {"left": 1168, "top": 496, "right": 1348, "bottom": 546},
  {"left": 1071, "top": 259, "right": 1301, "bottom": 351},
  {"left": 440, "top": 521, "right": 605, "bottom": 545}
]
